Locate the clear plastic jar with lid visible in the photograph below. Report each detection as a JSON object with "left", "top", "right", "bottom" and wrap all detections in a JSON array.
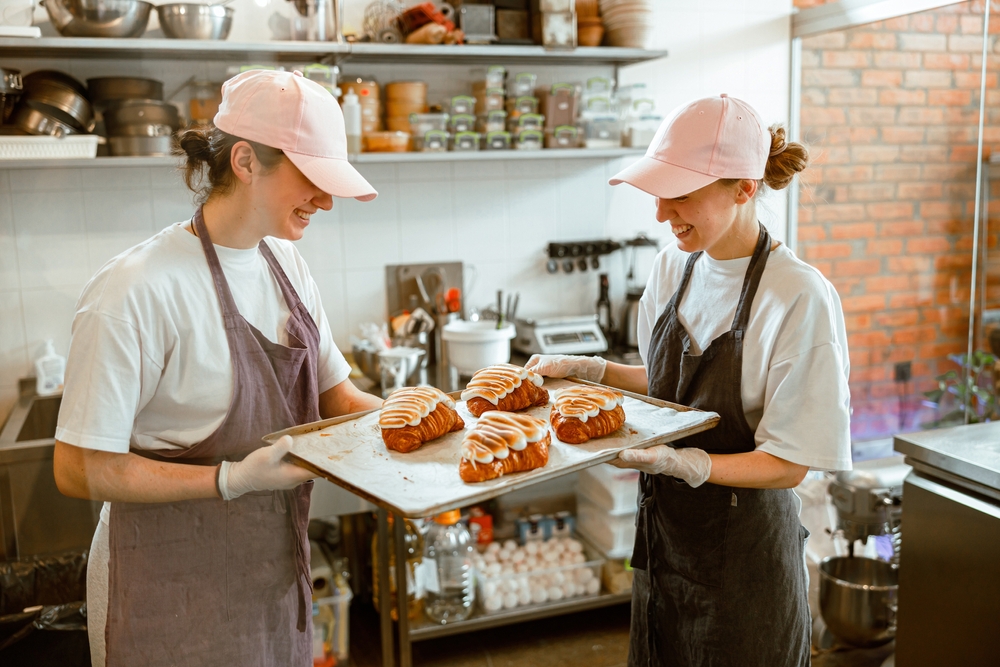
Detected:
[{"left": 423, "top": 510, "right": 475, "bottom": 624}]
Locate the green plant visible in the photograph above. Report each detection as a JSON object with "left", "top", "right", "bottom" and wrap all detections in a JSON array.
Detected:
[{"left": 922, "top": 351, "right": 999, "bottom": 428}]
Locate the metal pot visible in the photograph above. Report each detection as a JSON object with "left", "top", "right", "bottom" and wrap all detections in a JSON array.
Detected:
[
  {"left": 21, "top": 77, "right": 94, "bottom": 133},
  {"left": 41, "top": 0, "right": 153, "bottom": 38},
  {"left": 110, "top": 123, "right": 174, "bottom": 137},
  {"left": 819, "top": 556, "right": 898, "bottom": 648},
  {"left": 618, "top": 287, "right": 642, "bottom": 349},
  {"left": 87, "top": 77, "right": 164, "bottom": 110},
  {"left": 103, "top": 99, "right": 180, "bottom": 135},
  {"left": 9, "top": 105, "right": 80, "bottom": 137},
  {"left": 156, "top": 3, "right": 234, "bottom": 40},
  {"left": 108, "top": 135, "right": 174, "bottom": 156}
]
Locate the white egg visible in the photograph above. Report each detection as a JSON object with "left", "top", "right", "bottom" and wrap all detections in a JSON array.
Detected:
[
  {"left": 525, "top": 541, "right": 540, "bottom": 555},
  {"left": 551, "top": 572, "right": 566, "bottom": 586},
  {"left": 586, "top": 578, "right": 601, "bottom": 595},
  {"left": 572, "top": 553, "right": 586, "bottom": 564},
  {"left": 483, "top": 581, "right": 498, "bottom": 597},
  {"left": 486, "top": 563, "right": 502, "bottom": 576},
  {"left": 486, "top": 542, "right": 501, "bottom": 554},
  {"left": 503, "top": 592, "right": 519, "bottom": 609},
  {"left": 511, "top": 549, "right": 526, "bottom": 563},
  {"left": 562, "top": 581, "right": 575, "bottom": 597},
  {"left": 514, "top": 562, "right": 530, "bottom": 574},
  {"left": 531, "top": 587, "right": 549, "bottom": 604},
  {"left": 576, "top": 567, "right": 595, "bottom": 583},
  {"left": 503, "top": 539, "right": 518, "bottom": 551},
  {"left": 567, "top": 539, "right": 583, "bottom": 553},
  {"left": 484, "top": 593, "right": 503, "bottom": 611},
  {"left": 518, "top": 589, "right": 532, "bottom": 606},
  {"left": 547, "top": 586, "right": 564, "bottom": 601},
  {"left": 543, "top": 550, "right": 559, "bottom": 563},
  {"left": 484, "top": 551, "right": 498, "bottom": 564}
]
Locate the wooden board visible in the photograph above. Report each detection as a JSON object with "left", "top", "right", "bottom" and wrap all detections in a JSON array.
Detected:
[{"left": 264, "top": 378, "right": 719, "bottom": 518}]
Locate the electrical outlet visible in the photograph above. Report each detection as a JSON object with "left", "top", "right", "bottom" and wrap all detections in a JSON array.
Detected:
[{"left": 894, "top": 361, "right": 912, "bottom": 383}]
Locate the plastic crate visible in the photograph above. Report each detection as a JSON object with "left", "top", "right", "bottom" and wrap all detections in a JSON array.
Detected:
[
  {"left": 576, "top": 464, "right": 640, "bottom": 514},
  {"left": 473, "top": 537, "right": 604, "bottom": 614},
  {"left": 576, "top": 496, "right": 636, "bottom": 560},
  {"left": 0, "top": 135, "right": 100, "bottom": 160}
]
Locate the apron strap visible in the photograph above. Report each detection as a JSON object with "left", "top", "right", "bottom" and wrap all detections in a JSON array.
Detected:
[
  {"left": 193, "top": 206, "right": 242, "bottom": 327},
  {"left": 257, "top": 239, "right": 305, "bottom": 314},
  {"left": 730, "top": 222, "right": 772, "bottom": 332},
  {"left": 667, "top": 250, "right": 703, "bottom": 310}
]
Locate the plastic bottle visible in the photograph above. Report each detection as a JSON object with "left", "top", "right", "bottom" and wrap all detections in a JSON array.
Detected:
[
  {"left": 35, "top": 340, "right": 65, "bottom": 396},
  {"left": 371, "top": 515, "right": 423, "bottom": 621},
  {"left": 341, "top": 87, "right": 362, "bottom": 156},
  {"left": 423, "top": 510, "right": 475, "bottom": 624}
]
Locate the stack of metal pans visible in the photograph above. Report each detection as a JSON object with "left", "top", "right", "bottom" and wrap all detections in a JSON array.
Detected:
[
  {"left": 7, "top": 71, "right": 93, "bottom": 137},
  {"left": 86, "top": 77, "right": 177, "bottom": 156},
  {"left": 0, "top": 68, "right": 23, "bottom": 124}
]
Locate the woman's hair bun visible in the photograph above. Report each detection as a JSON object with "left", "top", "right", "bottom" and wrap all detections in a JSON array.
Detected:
[{"left": 763, "top": 125, "right": 808, "bottom": 191}]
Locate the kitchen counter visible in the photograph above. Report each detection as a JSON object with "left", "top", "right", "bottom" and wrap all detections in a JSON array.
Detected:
[{"left": 894, "top": 422, "right": 1000, "bottom": 500}]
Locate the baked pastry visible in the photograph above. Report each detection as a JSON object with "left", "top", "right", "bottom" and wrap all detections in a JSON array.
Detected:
[
  {"left": 459, "top": 412, "right": 550, "bottom": 483},
  {"left": 461, "top": 364, "right": 549, "bottom": 418},
  {"left": 379, "top": 386, "right": 465, "bottom": 453},
  {"left": 549, "top": 385, "right": 626, "bottom": 444}
]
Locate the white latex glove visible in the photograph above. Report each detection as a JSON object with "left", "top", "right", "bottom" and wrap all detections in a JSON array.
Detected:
[
  {"left": 217, "top": 435, "right": 317, "bottom": 501},
  {"left": 525, "top": 354, "right": 607, "bottom": 382},
  {"left": 608, "top": 445, "right": 712, "bottom": 488}
]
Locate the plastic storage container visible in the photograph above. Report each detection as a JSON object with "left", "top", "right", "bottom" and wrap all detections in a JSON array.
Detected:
[
  {"left": 545, "top": 125, "right": 580, "bottom": 149},
  {"left": 409, "top": 112, "right": 449, "bottom": 135},
  {"left": 414, "top": 129, "right": 449, "bottom": 152},
  {"left": 472, "top": 65, "right": 506, "bottom": 91},
  {"left": 506, "top": 72, "right": 537, "bottom": 98},
  {"left": 506, "top": 95, "right": 539, "bottom": 118},
  {"left": 576, "top": 464, "right": 640, "bottom": 513},
  {"left": 582, "top": 114, "right": 621, "bottom": 148},
  {"left": 482, "top": 130, "right": 511, "bottom": 150},
  {"left": 476, "top": 109, "right": 507, "bottom": 133},
  {"left": 514, "top": 129, "right": 543, "bottom": 150},
  {"left": 423, "top": 510, "right": 475, "bottom": 625},
  {"left": 576, "top": 496, "right": 636, "bottom": 560},
  {"left": 448, "top": 113, "right": 476, "bottom": 134},
  {"left": 450, "top": 130, "right": 480, "bottom": 152},
  {"left": 474, "top": 88, "right": 505, "bottom": 115},
  {"left": 363, "top": 131, "right": 410, "bottom": 152},
  {"left": 539, "top": 83, "right": 578, "bottom": 129},
  {"left": 446, "top": 95, "right": 476, "bottom": 116},
  {"left": 473, "top": 536, "right": 604, "bottom": 614}
]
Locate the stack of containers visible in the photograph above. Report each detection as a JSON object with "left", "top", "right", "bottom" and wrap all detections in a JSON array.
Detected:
[
  {"left": 445, "top": 93, "right": 479, "bottom": 151},
  {"left": 579, "top": 76, "right": 621, "bottom": 148},
  {"left": 87, "top": 76, "right": 179, "bottom": 157},
  {"left": 367, "top": 80, "right": 426, "bottom": 152},
  {"left": 574, "top": 464, "right": 639, "bottom": 560},
  {"left": 506, "top": 71, "right": 542, "bottom": 149},
  {"left": 473, "top": 65, "right": 508, "bottom": 149},
  {"left": 537, "top": 82, "right": 580, "bottom": 148}
]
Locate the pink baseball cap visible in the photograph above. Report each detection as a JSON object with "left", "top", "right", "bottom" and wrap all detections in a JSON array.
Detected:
[
  {"left": 214, "top": 69, "right": 377, "bottom": 202},
  {"left": 609, "top": 94, "right": 769, "bottom": 199}
]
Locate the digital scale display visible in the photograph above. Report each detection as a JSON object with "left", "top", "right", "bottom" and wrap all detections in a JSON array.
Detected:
[{"left": 543, "top": 331, "right": 599, "bottom": 345}]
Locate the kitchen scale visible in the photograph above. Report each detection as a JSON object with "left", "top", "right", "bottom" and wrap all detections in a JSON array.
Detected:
[{"left": 513, "top": 315, "right": 608, "bottom": 355}]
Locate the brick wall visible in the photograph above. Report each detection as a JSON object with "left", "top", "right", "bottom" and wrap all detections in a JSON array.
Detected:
[{"left": 796, "top": 1, "right": 1000, "bottom": 440}]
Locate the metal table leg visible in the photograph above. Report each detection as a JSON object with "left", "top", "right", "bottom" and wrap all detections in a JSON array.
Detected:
[
  {"left": 375, "top": 508, "right": 394, "bottom": 667},
  {"left": 393, "top": 512, "right": 413, "bottom": 667}
]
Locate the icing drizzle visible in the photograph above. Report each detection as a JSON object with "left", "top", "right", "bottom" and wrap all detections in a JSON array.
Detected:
[
  {"left": 460, "top": 363, "right": 544, "bottom": 405},
  {"left": 379, "top": 386, "right": 455, "bottom": 429},
  {"left": 553, "top": 385, "right": 624, "bottom": 423},
  {"left": 460, "top": 412, "right": 548, "bottom": 464}
]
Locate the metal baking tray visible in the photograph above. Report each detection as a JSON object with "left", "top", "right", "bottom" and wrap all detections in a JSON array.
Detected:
[{"left": 265, "top": 377, "right": 719, "bottom": 518}]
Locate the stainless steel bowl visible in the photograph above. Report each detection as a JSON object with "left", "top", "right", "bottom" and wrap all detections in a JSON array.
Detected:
[
  {"left": 41, "top": 0, "right": 153, "bottom": 38},
  {"left": 819, "top": 556, "right": 898, "bottom": 648},
  {"left": 108, "top": 135, "right": 174, "bottom": 156},
  {"left": 9, "top": 105, "right": 80, "bottom": 137},
  {"left": 87, "top": 77, "right": 164, "bottom": 110},
  {"left": 156, "top": 3, "right": 234, "bottom": 40},
  {"left": 103, "top": 99, "right": 180, "bottom": 135}
]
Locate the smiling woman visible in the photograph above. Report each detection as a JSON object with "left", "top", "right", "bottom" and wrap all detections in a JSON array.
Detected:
[{"left": 51, "top": 70, "right": 384, "bottom": 667}]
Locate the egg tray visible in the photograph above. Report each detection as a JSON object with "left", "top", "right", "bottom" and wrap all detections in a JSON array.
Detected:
[{"left": 473, "top": 537, "right": 605, "bottom": 615}]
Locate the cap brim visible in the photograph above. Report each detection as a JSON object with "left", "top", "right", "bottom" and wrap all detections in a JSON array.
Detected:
[
  {"left": 608, "top": 156, "right": 717, "bottom": 199},
  {"left": 286, "top": 152, "right": 378, "bottom": 202}
]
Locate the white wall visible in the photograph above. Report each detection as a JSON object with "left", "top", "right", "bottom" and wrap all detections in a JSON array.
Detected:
[{"left": 0, "top": 0, "right": 793, "bottom": 420}]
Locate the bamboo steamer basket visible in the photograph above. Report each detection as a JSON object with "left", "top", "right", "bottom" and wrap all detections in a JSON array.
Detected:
[{"left": 385, "top": 81, "right": 427, "bottom": 102}]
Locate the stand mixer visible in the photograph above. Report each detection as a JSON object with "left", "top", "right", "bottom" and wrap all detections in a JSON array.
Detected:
[{"left": 816, "top": 457, "right": 912, "bottom": 660}]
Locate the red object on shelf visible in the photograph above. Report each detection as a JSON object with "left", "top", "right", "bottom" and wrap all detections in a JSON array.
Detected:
[
  {"left": 468, "top": 507, "right": 494, "bottom": 546},
  {"left": 398, "top": 2, "right": 455, "bottom": 34}
]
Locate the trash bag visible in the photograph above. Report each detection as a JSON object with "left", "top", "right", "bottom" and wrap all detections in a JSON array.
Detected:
[{"left": 0, "top": 552, "right": 90, "bottom": 666}]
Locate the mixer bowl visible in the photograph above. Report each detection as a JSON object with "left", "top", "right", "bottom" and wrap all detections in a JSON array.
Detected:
[
  {"left": 819, "top": 556, "right": 898, "bottom": 648},
  {"left": 42, "top": 0, "right": 153, "bottom": 38}
]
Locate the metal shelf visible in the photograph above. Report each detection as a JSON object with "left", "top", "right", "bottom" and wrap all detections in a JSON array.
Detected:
[
  {"left": 0, "top": 148, "right": 643, "bottom": 170},
  {"left": 408, "top": 591, "right": 632, "bottom": 642},
  {"left": 0, "top": 37, "right": 666, "bottom": 66}
]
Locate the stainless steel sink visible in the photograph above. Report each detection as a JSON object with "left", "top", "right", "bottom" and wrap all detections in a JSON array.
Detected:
[{"left": 0, "top": 385, "right": 100, "bottom": 560}]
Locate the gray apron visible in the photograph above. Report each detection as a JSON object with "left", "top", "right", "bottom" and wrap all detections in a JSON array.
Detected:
[
  {"left": 104, "top": 206, "right": 317, "bottom": 666},
  {"left": 629, "top": 224, "right": 811, "bottom": 667}
]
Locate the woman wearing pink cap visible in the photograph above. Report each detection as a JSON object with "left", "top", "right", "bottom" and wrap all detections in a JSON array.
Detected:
[
  {"left": 529, "top": 95, "right": 852, "bottom": 664},
  {"left": 53, "top": 70, "right": 383, "bottom": 666}
]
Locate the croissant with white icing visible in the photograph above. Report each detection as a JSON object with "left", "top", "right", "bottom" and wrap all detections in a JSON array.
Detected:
[
  {"left": 461, "top": 363, "right": 549, "bottom": 418},
  {"left": 459, "top": 412, "right": 550, "bottom": 483},
  {"left": 380, "top": 386, "right": 465, "bottom": 453},
  {"left": 549, "top": 385, "right": 626, "bottom": 444}
]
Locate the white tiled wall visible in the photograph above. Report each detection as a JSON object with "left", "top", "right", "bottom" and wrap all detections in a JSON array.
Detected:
[{"left": 0, "top": 0, "right": 793, "bottom": 420}]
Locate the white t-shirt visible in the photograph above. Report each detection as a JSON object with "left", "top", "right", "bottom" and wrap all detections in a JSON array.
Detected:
[
  {"left": 638, "top": 240, "right": 852, "bottom": 472},
  {"left": 56, "top": 222, "right": 351, "bottom": 455}
]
